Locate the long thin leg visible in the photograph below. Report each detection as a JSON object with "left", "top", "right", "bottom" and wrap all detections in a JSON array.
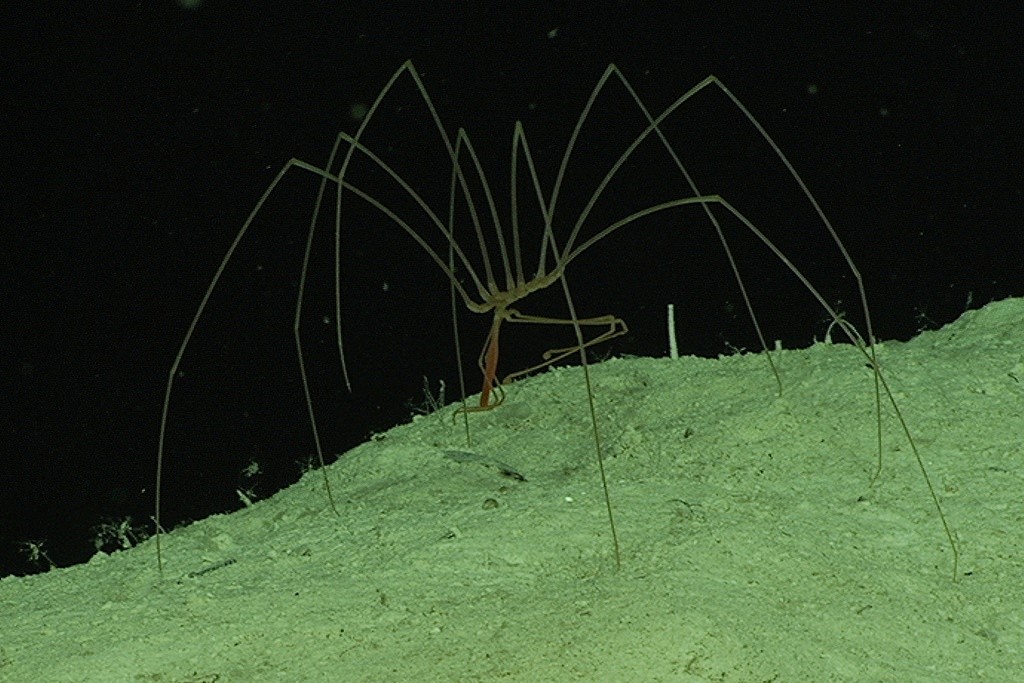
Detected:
[{"left": 156, "top": 157, "right": 341, "bottom": 574}]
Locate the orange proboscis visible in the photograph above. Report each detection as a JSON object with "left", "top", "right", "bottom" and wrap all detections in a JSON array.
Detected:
[{"left": 479, "top": 318, "right": 502, "bottom": 408}]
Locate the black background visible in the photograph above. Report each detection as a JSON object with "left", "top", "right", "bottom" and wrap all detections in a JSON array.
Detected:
[{"left": 3, "top": 1, "right": 1021, "bottom": 576}]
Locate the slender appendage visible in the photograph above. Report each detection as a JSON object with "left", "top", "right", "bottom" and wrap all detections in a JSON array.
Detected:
[
  {"left": 558, "top": 274, "right": 621, "bottom": 569},
  {"left": 156, "top": 159, "right": 340, "bottom": 574}
]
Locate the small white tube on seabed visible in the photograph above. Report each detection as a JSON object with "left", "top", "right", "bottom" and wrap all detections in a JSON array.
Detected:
[{"left": 667, "top": 303, "right": 679, "bottom": 360}]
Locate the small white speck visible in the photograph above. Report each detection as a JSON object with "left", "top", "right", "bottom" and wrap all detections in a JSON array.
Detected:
[{"left": 349, "top": 102, "right": 369, "bottom": 122}]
